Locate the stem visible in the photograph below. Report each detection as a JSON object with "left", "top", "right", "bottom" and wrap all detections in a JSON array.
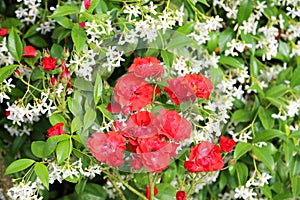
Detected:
[{"left": 148, "top": 173, "right": 154, "bottom": 200}]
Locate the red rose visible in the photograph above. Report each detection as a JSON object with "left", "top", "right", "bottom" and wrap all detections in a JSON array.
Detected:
[
  {"left": 184, "top": 141, "right": 224, "bottom": 172},
  {"left": 124, "top": 111, "right": 159, "bottom": 138},
  {"left": 22, "top": 46, "right": 37, "bottom": 57},
  {"left": 84, "top": 0, "right": 91, "bottom": 9},
  {"left": 128, "top": 57, "right": 164, "bottom": 78},
  {"left": 87, "top": 131, "right": 126, "bottom": 167},
  {"left": 164, "top": 77, "right": 196, "bottom": 105},
  {"left": 176, "top": 191, "right": 186, "bottom": 200},
  {"left": 113, "top": 73, "right": 155, "bottom": 112},
  {"left": 106, "top": 102, "right": 121, "bottom": 113},
  {"left": 50, "top": 77, "right": 57, "bottom": 86},
  {"left": 0, "top": 28, "right": 8, "bottom": 36},
  {"left": 42, "top": 57, "right": 57, "bottom": 71},
  {"left": 47, "top": 123, "right": 66, "bottom": 137},
  {"left": 146, "top": 184, "right": 158, "bottom": 200},
  {"left": 184, "top": 74, "right": 213, "bottom": 99},
  {"left": 220, "top": 136, "right": 236, "bottom": 152},
  {"left": 158, "top": 109, "right": 191, "bottom": 142}
]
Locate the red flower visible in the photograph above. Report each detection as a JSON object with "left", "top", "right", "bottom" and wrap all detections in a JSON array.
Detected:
[
  {"left": 184, "top": 74, "right": 213, "bottom": 99},
  {"left": 22, "top": 46, "right": 37, "bottom": 57},
  {"left": 158, "top": 109, "right": 191, "bottom": 142},
  {"left": 125, "top": 111, "right": 159, "bottom": 138},
  {"left": 146, "top": 184, "right": 158, "bottom": 200},
  {"left": 0, "top": 28, "right": 8, "bottom": 36},
  {"left": 42, "top": 57, "right": 57, "bottom": 71},
  {"left": 47, "top": 123, "right": 66, "bottom": 137},
  {"left": 184, "top": 141, "right": 224, "bottom": 172},
  {"left": 128, "top": 57, "right": 164, "bottom": 78},
  {"left": 50, "top": 77, "right": 57, "bottom": 86},
  {"left": 176, "top": 191, "right": 186, "bottom": 200},
  {"left": 113, "top": 73, "right": 155, "bottom": 112},
  {"left": 84, "top": 0, "right": 91, "bottom": 9},
  {"left": 106, "top": 102, "right": 122, "bottom": 114},
  {"left": 164, "top": 77, "right": 196, "bottom": 105},
  {"left": 87, "top": 131, "right": 126, "bottom": 167},
  {"left": 220, "top": 136, "right": 236, "bottom": 152},
  {"left": 79, "top": 22, "right": 86, "bottom": 28}
]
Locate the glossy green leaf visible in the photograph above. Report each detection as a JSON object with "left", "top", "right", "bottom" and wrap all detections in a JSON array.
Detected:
[
  {"left": 94, "top": 73, "right": 103, "bottom": 106},
  {"left": 44, "top": 134, "right": 70, "bottom": 157},
  {"left": 253, "top": 129, "right": 285, "bottom": 143},
  {"left": 231, "top": 109, "right": 252, "bottom": 122},
  {"left": 83, "top": 108, "right": 96, "bottom": 130},
  {"left": 5, "top": 159, "right": 35, "bottom": 175},
  {"left": 74, "top": 78, "right": 93, "bottom": 91},
  {"left": 236, "top": 162, "right": 248, "bottom": 185},
  {"left": 50, "top": 44, "right": 64, "bottom": 59},
  {"left": 162, "top": 162, "right": 177, "bottom": 183},
  {"left": 207, "top": 31, "right": 219, "bottom": 52},
  {"left": 24, "top": 24, "right": 39, "bottom": 38},
  {"left": 49, "top": 113, "right": 68, "bottom": 126},
  {"left": 155, "top": 183, "right": 176, "bottom": 200},
  {"left": 258, "top": 107, "right": 274, "bottom": 130},
  {"left": 97, "top": 104, "right": 113, "bottom": 120},
  {"left": 28, "top": 35, "right": 48, "bottom": 48},
  {"left": 219, "top": 29, "right": 234, "bottom": 52},
  {"left": 176, "top": 22, "right": 194, "bottom": 34},
  {"left": 7, "top": 27, "right": 23, "bottom": 62},
  {"left": 237, "top": 0, "right": 253, "bottom": 24},
  {"left": 50, "top": 5, "right": 79, "bottom": 18},
  {"left": 291, "top": 66, "right": 300, "bottom": 87},
  {"left": 71, "top": 116, "right": 83, "bottom": 133},
  {"left": 0, "top": 64, "right": 18, "bottom": 83},
  {"left": 161, "top": 50, "right": 174, "bottom": 68},
  {"left": 34, "top": 163, "right": 49, "bottom": 190},
  {"left": 265, "top": 84, "right": 287, "bottom": 98},
  {"left": 53, "top": 16, "right": 74, "bottom": 29},
  {"left": 253, "top": 146, "right": 274, "bottom": 172},
  {"left": 72, "top": 23, "right": 87, "bottom": 53},
  {"left": 234, "top": 142, "right": 252, "bottom": 161},
  {"left": 250, "top": 55, "right": 259, "bottom": 77},
  {"left": 292, "top": 176, "right": 300, "bottom": 198},
  {"left": 219, "top": 55, "right": 244, "bottom": 69},
  {"left": 56, "top": 139, "right": 72, "bottom": 164},
  {"left": 31, "top": 141, "right": 46, "bottom": 158}
]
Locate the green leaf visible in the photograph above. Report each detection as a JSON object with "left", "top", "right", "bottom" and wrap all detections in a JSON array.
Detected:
[
  {"left": 210, "top": 66, "right": 223, "bottom": 86},
  {"left": 24, "top": 24, "right": 39, "bottom": 38},
  {"left": 292, "top": 176, "right": 300, "bottom": 198},
  {"left": 236, "top": 162, "right": 248, "bottom": 185},
  {"left": 72, "top": 24, "right": 87, "bottom": 53},
  {"left": 291, "top": 155, "right": 300, "bottom": 177},
  {"left": 94, "top": 73, "right": 103, "bottom": 106},
  {"left": 34, "top": 163, "right": 49, "bottom": 190},
  {"left": 30, "top": 66, "right": 44, "bottom": 81},
  {"left": 97, "top": 104, "right": 113, "bottom": 120},
  {"left": 71, "top": 116, "right": 83, "bottom": 133},
  {"left": 28, "top": 35, "right": 48, "bottom": 48},
  {"left": 7, "top": 27, "right": 23, "bottom": 62},
  {"left": 161, "top": 50, "right": 173, "bottom": 68},
  {"left": 253, "top": 146, "right": 274, "bottom": 172},
  {"left": 234, "top": 142, "right": 252, "bottom": 161},
  {"left": 50, "top": 44, "right": 64, "bottom": 59},
  {"left": 74, "top": 78, "right": 93, "bottom": 91},
  {"left": 219, "top": 29, "right": 234, "bottom": 52},
  {"left": 253, "top": 129, "right": 285, "bottom": 143},
  {"left": 83, "top": 108, "right": 96, "bottom": 130},
  {"left": 291, "top": 66, "right": 300, "bottom": 87},
  {"left": 56, "top": 139, "right": 72, "bottom": 164},
  {"left": 265, "top": 84, "right": 287, "bottom": 98},
  {"left": 237, "top": 0, "right": 253, "bottom": 24},
  {"left": 162, "top": 162, "right": 177, "bottom": 183},
  {"left": 0, "top": 64, "right": 18, "bottom": 83},
  {"left": 53, "top": 16, "right": 74, "bottom": 29},
  {"left": 155, "top": 183, "right": 176, "bottom": 200},
  {"left": 197, "top": 0, "right": 210, "bottom": 7},
  {"left": 50, "top": 5, "right": 79, "bottom": 18},
  {"left": 250, "top": 55, "right": 259, "bottom": 77},
  {"left": 49, "top": 113, "right": 68, "bottom": 126},
  {"left": 219, "top": 55, "right": 244, "bottom": 69},
  {"left": 207, "top": 32, "right": 219, "bottom": 52},
  {"left": 265, "top": 97, "right": 286, "bottom": 108},
  {"left": 231, "top": 109, "right": 252, "bottom": 122},
  {"left": 277, "top": 41, "right": 290, "bottom": 62},
  {"left": 44, "top": 134, "right": 70, "bottom": 157},
  {"left": 80, "top": 183, "right": 107, "bottom": 200},
  {"left": 31, "top": 141, "right": 46, "bottom": 158},
  {"left": 258, "top": 107, "right": 274, "bottom": 129},
  {"left": 176, "top": 22, "right": 194, "bottom": 34},
  {"left": 166, "top": 32, "right": 197, "bottom": 50},
  {"left": 5, "top": 159, "right": 35, "bottom": 175}
]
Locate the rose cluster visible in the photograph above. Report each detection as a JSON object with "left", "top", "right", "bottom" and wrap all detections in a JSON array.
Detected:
[{"left": 87, "top": 57, "right": 217, "bottom": 172}]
